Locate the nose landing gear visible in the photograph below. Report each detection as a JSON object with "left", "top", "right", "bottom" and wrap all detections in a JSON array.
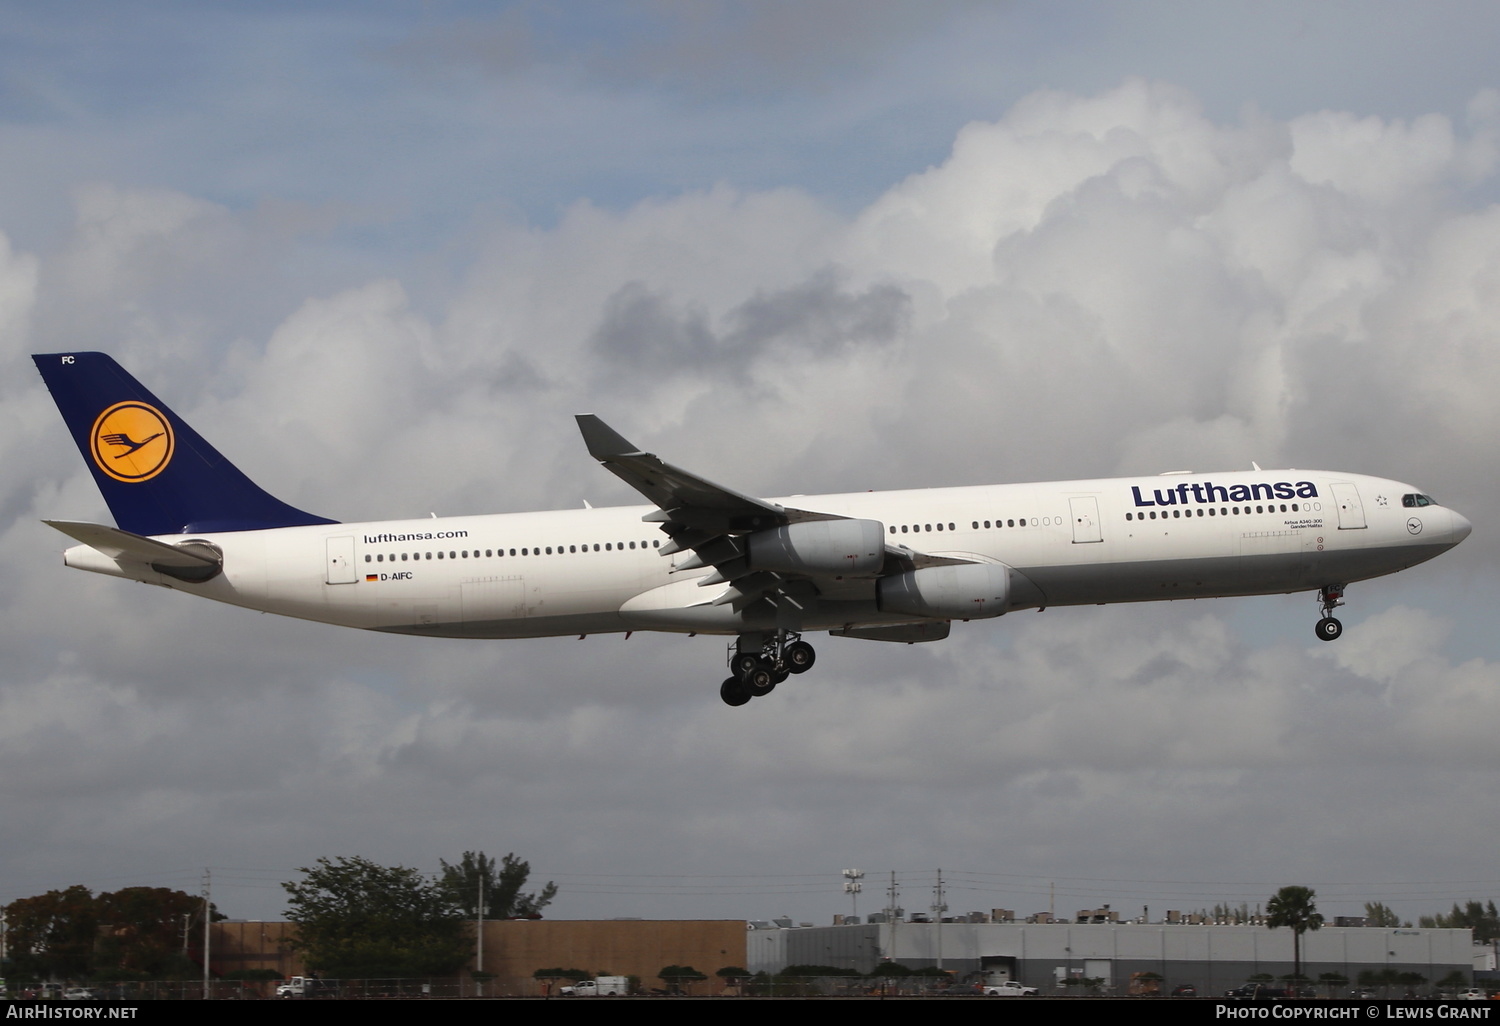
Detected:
[
  {"left": 1315, "top": 584, "right": 1345, "bottom": 641},
  {"left": 720, "top": 630, "right": 816, "bottom": 706}
]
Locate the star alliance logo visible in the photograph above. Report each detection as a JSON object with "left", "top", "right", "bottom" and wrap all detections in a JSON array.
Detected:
[{"left": 89, "top": 401, "right": 175, "bottom": 483}]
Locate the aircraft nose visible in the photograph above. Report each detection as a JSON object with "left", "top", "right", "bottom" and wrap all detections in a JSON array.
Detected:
[{"left": 1450, "top": 509, "right": 1473, "bottom": 545}]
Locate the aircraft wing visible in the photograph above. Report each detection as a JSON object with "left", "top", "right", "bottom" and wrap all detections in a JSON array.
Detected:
[
  {"left": 575, "top": 415, "right": 838, "bottom": 532},
  {"left": 576, "top": 416, "right": 971, "bottom": 612}
]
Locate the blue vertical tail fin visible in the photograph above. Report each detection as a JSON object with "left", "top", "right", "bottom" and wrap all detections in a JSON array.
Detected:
[{"left": 33, "top": 352, "right": 337, "bottom": 535}]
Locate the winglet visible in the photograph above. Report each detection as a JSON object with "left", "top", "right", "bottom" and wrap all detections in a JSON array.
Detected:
[{"left": 575, "top": 415, "right": 644, "bottom": 460}]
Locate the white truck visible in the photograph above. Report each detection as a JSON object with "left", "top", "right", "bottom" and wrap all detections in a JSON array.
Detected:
[
  {"left": 276, "top": 976, "right": 338, "bottom": 999},
  {"left": 983, "top": 979, "right": 1038, "bottom": 996},
  {"left": 561, "top": 976, "right": 630, "bottom": 996}
]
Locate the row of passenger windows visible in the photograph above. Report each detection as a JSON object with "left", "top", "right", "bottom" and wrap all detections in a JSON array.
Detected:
[
  {"left": 889, "top": 518, "right": 1039, "bottom": 534},
  {"left": 365, "top": 539, "right": 660, "bottom": 563},
  {"left": 1127, "top": 503, "right": 1306, "bottom": 520},
  {"left": 360, "top": 498, "right": 1333, "bottom": 565}
]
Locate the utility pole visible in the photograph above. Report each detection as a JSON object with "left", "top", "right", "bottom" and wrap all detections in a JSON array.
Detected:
[
  {"left": 476, "top": 871, "right": 485, "bottom": 997},
  {"left": 885, "top": 871, "right": 901, "bottom": 968},
  {"left": 932, "top": 869, "right": 947, "bottom": 972},
  {"left": 201, "top": 869, "right": 212, "bottom": 1000}
]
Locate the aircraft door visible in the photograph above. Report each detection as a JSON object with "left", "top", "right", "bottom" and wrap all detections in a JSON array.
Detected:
[
  {"left": 1069, "top": 496, "right": 1103, "bottom": 543},
  {"left": 1330, "top": 482, "right": 1367, "bottom": 529},
  {"left": 325, "top": 536, "right": 357, "bottom": 584}
]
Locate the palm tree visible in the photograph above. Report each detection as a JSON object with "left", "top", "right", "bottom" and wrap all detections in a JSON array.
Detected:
[{"left": 1267, "top": 885, "right": 1324, "bottom": 980}]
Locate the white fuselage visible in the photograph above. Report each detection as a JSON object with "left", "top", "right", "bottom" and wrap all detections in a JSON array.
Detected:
[{"left": 62, "top": 470, "right": 1470, "bottom": 640}]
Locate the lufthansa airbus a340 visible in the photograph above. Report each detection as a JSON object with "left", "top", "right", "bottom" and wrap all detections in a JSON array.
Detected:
[{"left": 35, "top": 352, "right": 1471, "bottom": 706}]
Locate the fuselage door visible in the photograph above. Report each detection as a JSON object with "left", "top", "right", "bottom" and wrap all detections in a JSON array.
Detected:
[
  {"left": 1330, "top": 481, "right": 1367, "bottom": 530},
  {"left": 1069, "top": 496, "right": 1103, "bottom": 543},
  {"left": 326, "top": 536, "right": 357, "bottom": 584}
]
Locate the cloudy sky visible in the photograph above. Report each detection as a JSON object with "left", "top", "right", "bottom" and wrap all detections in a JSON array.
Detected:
[{"left": 3, "top": 1, "right": 1499, "bottom": 930}]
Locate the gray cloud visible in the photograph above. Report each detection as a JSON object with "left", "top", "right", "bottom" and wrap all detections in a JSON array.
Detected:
[{"left": 2, "top": 12, "right": 1498, "bottom": 927}]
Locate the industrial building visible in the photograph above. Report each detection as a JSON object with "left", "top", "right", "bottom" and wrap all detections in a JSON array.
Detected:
[{"left": 748, "top": 919, "right": 1476, "bottom": 994}]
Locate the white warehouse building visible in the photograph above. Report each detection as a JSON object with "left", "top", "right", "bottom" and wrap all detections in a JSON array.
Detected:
[{"left": 748, "top": 921, "right": 1476, "bottom": 993}]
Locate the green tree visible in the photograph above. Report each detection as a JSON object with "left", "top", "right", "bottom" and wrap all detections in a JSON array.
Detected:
[
  {"left": 658, "top": 964, "right": 707, "bottom": 994},
  {"left": 1363, "top": 901, "right": 1401, "bottom": 928},
  {"left": 533, "top": 967, "right": 591, "bottom": 982},
  {"left": 1267, "top": 886, "right": 1323, "bottom": 979},
  {"left": 282, "top": 856, "right": 469, "bottom": 978},
  {"left": 95, "top": 887, "right": 222, "bottom": 979},
  {"left": 3, "top": 886, "right": 222, "bottom": 983},
  {"left": 1419, "top": 900, "right": 1500, "bottom": 944},
  {"left": 439, "top": 851, "right": 556, "bottom": 920},
  {"left": 2, "top": 886, "right": 99, "bottom": 980}
]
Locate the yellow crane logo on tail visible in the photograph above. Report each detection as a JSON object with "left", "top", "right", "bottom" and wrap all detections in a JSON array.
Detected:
[{"left": 89, "top": 401, "right": 174, "bottom": 482}]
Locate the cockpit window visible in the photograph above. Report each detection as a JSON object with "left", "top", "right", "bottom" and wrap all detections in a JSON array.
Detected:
[{"left": 1402, "top": 494, "right": 1436, "bottom": 508}]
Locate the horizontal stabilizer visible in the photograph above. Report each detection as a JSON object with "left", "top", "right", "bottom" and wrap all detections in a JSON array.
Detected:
[{"left": 44, "top": 520, "right": 221, "bottom": 569}]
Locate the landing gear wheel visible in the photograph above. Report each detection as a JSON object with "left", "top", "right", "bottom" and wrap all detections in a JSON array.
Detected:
[
  {"left": 746, "top": 658, "right": 777, "bottom": 697},
  {"left": 720, "top": 677, "right": 752, "bottom": 707},
  {"left": 1315, "top": 617, "right": 1343, "bottom": 642},
  {"left": 784, "top": 640, "right": 816, "bottom": 674},
  {"left": 732, "top": 653, "right": 761, "bottom": 681}
]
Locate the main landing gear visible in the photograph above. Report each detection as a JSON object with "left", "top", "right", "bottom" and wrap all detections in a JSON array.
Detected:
[
  {"left": 1315, "top": 584, "right": 1345, "bottom": 642},
  {"left": 719, "top": 631, "right": 817, "bottom": 706}
]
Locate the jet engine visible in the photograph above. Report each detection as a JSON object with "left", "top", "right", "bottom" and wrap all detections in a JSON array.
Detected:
[
  {"left": 877, "top": 563, "right": 1010, "bottom": 620},
  {"left": 745, "top": 519, "right": 885, "bottom": 576}
]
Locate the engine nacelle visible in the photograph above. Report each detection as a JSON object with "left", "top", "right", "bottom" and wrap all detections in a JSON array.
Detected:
[
  {"left": 745, "top": 519, "right": 885, "bottom": 576},
  {"left": 877, "top": 563, "right": 1010, "bottom": 620}
]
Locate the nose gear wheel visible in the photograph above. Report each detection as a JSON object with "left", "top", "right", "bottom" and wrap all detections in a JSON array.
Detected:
[{"left": 1315, "top": 584, "right": 1345, "bottom": 642}]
